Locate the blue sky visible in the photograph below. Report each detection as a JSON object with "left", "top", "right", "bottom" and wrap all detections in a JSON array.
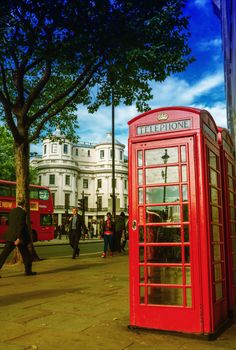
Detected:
[{"left": 74, "top": 0, "right": 226, "bottom": 154}]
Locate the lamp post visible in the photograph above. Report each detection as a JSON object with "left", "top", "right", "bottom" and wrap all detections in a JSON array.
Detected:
[
  {"left": 161, "top": 149, "right": 170, "bottom": 205},
  {"left": 96, "top": 188, "right": 99, "bottom": 237}
]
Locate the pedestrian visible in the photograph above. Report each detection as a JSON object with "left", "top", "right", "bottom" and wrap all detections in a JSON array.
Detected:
[
  {"left": 68, "top": 207, "right": 85, "bottom": 259},
  {"left": 114, "top": 212, "right": 126, "bottom": 253},
  {"left": 0, "top": 199, "right": 36, "bottom": 277},
  {"left": 101, "top": 212, "right": 114, "bottom": 258}
]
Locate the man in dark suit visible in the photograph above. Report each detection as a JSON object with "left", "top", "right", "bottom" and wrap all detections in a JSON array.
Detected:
[
  {"left": 0, "top": 199, "right": 36, "bottom": 277},
  {"left": 68, "top": 207, "right": 85, "bottom": 259}
]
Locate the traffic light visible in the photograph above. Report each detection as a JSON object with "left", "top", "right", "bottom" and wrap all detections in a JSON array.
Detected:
[{"left": 78, "top": 198, "right": 84, "bottom": 212}]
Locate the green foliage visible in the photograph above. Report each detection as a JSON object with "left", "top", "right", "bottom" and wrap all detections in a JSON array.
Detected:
[
  {"left": 0, "top": 126, "right": 16, "bottom": 181},
  {"left": 0, "top": 0, "right": 193, "bottom": 144}
]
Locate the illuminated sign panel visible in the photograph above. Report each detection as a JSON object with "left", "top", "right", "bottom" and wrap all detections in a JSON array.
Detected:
[{"left": 137, "top": 120, "right": 191, "bottom": 135}]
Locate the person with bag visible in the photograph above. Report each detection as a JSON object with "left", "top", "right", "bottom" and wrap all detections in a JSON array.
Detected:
[{"left": 101, "top": 212, "right": 114, "bottom": 258}]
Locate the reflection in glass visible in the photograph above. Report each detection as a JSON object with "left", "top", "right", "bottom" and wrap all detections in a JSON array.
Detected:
[
  {"left": 184, "top": 246, "right": 190, "bottom": 263},
  {"left": 183, "top": 204, "right": 189, "bottom": 221},
  {"left": 212, "top": 225, "right": 220, "bottom": 241},
  {"left": 210, "top": 169, "right": 218, "bottom": 186},
  {"left": 182, "top": 185, "right": 188, "bottom": 201},
  {"left": 146, "top": 166, "right": 179, "bottom": 184},
  {"left": 229, "top": 192, "right": 235, "bottom": 206},
  {"left": 230, "top": 207, "right": 236, "bottom": 220},
  {"left": 215, "top": 283, "right": 223, "bottom": 300},
  {"left": 184, "top": 225, "right": 189, "bottom": 242},
  {"left": 147, "top": 266, "right": 182, "bottom": 285},
  {"left": 147, "top": 246, "right": 182, "bottom": 263},
  {"left": 228, "top": 177, "right": 234, "bottom": 190},
  {"left": 140, "top": 286, "right": 145, "bottom": 304},
  {"left": 186, "top": 288, "right": 192, "bottom": 307},
  {"left": 181, "top": 146, "right": 186, "bottom": 162},
  {"left": 139, "top": 226, "right": 144, "bottom": 242},
  {"left": 138, "top": 169, "right": 143, "bottom": 185},
  {"left": 181, "top": 165, "right": 187, "bottom": 182},
  {"left": 214, "top": 264, "right": 222, "bottom": 281},
  {"left": 228, "top": 162, "right": 233, "bottom": 176},
  {"left": 213, "top": 244, "right": 221, "bottom": 261},
  {"left": 146, "top": 186, "right": 179, "bottom": 204},
  {"left": 209, "top": 151, "right": 217, "bottom": 169},
  {"left": 146, "top": 206, "right": 180, "bottom": 223},
  {"left": 139, "top": 246, "right": 144, "bottom": 262},
  {"left": 145, "top": 147, "right": 178, "bottom": 166},
  {"left": 147, "top": 226, "right": 181, "bottom": 243},
  {"left": 138, "top": 188, "right": 143, "bottom": 204},
  {"left": 212, "top": 206, "right": 219, "bottom": 222},
  {"left": 211, "top": 188, "right": 218, "bottom": 204},
  {"left": 185, "top": 267, "right": 191, "bottom": 285},
  {"left": 138, "top": 151, "right": 142, "bottom": 167},
  {"left": 148, "top": 287, "right": 183, "bottom": 305},
  {"left": 140, "top": 266, "right": 145, "bottom": 282}
]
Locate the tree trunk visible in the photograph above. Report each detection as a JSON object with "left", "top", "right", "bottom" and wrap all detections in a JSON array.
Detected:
[{"left": 11, "top": 139, "right": 41, "bottom": 262}]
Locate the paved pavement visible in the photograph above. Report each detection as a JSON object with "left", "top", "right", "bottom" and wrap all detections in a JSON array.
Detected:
[{"left": 0, "top": 241, "right": 236, "bottom": 350}]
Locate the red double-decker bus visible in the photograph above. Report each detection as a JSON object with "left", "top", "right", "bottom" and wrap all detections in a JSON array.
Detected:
[{"left": 0, "top": 180, "right": 54, "bottom": 242}]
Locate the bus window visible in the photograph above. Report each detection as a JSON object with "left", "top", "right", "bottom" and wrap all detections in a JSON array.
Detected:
[
  {"left": 0, "top": 185, "right": 11, "bottom": 197},
  {"left": 0, "top": 212, "right": 9, "bottom": 225},
  {"left": 30, "top": 188, "right": 39, "bottom": 199},
  {"left": 39, "top": 189, "right": 50, "bottom": 200},
  {"left": 40, "top": 214, "right": 52, "bottom": 226}
]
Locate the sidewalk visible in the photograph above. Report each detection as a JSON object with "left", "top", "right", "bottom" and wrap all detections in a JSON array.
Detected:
[{"left": 0, "top": 252, "right": 236, "bottom": 350}]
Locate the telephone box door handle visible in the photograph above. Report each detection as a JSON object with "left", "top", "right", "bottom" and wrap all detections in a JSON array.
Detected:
[{"left": 132, "top": 220, "right": 137, "bottom": 230}]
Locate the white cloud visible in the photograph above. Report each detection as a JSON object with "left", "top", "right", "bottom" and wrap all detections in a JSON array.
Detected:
[
  {"left": 199, "top": 38, "right": 222, "bottom": 50},
  {"left": 194, "top": 0, "right": 209, "bottom": 7}
]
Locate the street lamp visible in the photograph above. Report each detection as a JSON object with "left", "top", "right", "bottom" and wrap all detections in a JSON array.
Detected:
[
  {"left": 96, "top": 188, "right": 99, "bottom": 237},
  {"left": 161, "top": 149, "right": 170, "bottom": 215}
]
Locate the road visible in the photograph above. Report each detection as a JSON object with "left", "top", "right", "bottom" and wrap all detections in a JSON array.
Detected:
[{"left": 35, "top": 240, "right": 104, "bottom": 259}]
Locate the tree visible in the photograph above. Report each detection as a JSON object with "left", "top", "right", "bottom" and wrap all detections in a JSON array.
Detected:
[{"left": 0, "top": 0, "right": 193, "bottom": 211}]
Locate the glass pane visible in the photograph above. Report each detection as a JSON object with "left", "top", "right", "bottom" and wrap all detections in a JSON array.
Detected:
[
  {"left": 147, "top": 266, "right": 182, "bottom": 285},
  {"left": 146, "top": 206, "right": 180, "bottom": 223},
  {"left": 182, "top": 185, "right": 188, "bottom": 201},
  {"left": 228, "top": 162, "right": 233, "bottom": 176},
  {"left": 229, "top": 192, "right": 235, "bottom": 206},
  {"left": 232, "top": 237, "right": 236, "bottom": 252},
  {"left": 40, "top": 214, "right": 52, "bottom": 226},
  {"left": 184, "top": 225, "right": 189, "bottom": 242},
  {"left": 181, "top": 165, "right": 187, "bottom": 182},
  {"left": 183, "top": 204, "right": 189, "bottom": 221},
  {"left": 185, "top": 267, "right": 191, "bottom": 285},
  {"left": 212, "top": 225, "right": 220, "bottom": 241},
  {"left": 215, "top": 283, "right": 223, "bottom": 300},
  {"left": 209, "top": 151, "right": 217, "bottom": 169},
  {"left": 181, "top": 146, "right": 186, "bottom": 162},
  {"left": 30, "top": 189, "right": 38, "bottom": 199},
  {"left": 212, "top": 206, "right": 219, "bottom": 222},
  {"left": 210, "top": 169, "right": 218, "bottom": 186},
  {"left": 146, "top": 226, "right": 181, "bottom": 243},
  {"left": 39, "top": 189, "right": 50, "bottom": 200},
  {"left": 211, "top": 188, "right": 218, "bottom": 204},
  {"left": 185, "top": 246, "right": 190, "bottom": 262},
  {"left": 139, "top": 226, "right": 144, "bottom": 242},
  {"left": 140, "top": 286, "right": 145, "bottom": 304},
  {"left": 148, "top": 287, "right": 183, "bottom": 305},
  {"left": 138, "top": 169, "right": 143, "bottom": 185},
  {"left": 138, "top": 188, "right": 143, "bottom": 204},
  {"left": 146, "top": 166, "right": 179, "bottom": 185},
  {"left": 230, "top": 207, "right": 235, "bottom": 220},
  {"left": 186, "top": 288, "right": 192, "bottom": 307},
  {"left": 139, "top": 246, "right": 144, "bottom": 262},
  {"left": 214, "top": 264, "right": 222, "bottom": 281},
  {"left": 146, "top": 246, "right": 182, "bottom": 263},
  {"left": 231, "top": 223, "right": 236, "bottom": 235},
  {"left": 213, "top": 244, "right": 221, "bottom": 261},
  {"left": 146, "top": 186, "right": 179, "bottom": 204},
  {"left": 140, "top": 266, "right": 145, "bottom": 282},
  {"left": 138, "top": 150, "right": 142, "bottom": 166},
  {"left": 228, "top": 177, "right": 234, "bottom": 190},
  {"left": 145, "top": 148, "right": 178, "bottom": 166}
]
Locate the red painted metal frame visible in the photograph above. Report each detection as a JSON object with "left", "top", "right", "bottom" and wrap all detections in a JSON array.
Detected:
[{"left": 128, "top": 107, "right": 230, "bottom": 336}]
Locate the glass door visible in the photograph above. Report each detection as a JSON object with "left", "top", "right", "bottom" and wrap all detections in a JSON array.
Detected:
[{"left": 130, "top": 137, "right": 203, "bottom": 333}]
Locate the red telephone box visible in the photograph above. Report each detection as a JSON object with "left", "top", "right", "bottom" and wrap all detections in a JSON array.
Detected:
[
  {"left": 217, "top": 128, "right": 236, "bottom": 319},
  {"left": 128, "top": 107, "right": 231, "bottom": 337}
]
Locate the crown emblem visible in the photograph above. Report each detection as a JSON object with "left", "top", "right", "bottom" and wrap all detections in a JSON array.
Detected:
[{"left": 157, "top": 112, "right": 168, "bottom": 121}]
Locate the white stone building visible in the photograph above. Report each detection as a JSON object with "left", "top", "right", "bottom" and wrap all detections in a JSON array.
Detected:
[{"left": 31, "top": 130, "right": 128, "bottom": 234}]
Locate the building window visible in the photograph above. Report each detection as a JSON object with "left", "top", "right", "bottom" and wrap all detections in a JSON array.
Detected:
[
  {"left": 100, "top": 150, "right": 104, "bottom": 159},
  {"left": 51, "top": 143, "right": 57, "bottom": 153},
  {"left": 38, "top": 175, "right": 42, "bottom": 185},
  {"left": 97, "top": 179, "right": 102, "bottom": 189},
  {"left": 49, "top": 174, "right": 55, "bottom": 185},
  {"left": 65, "top": 193, "right": 70, "bottom": 209},
  {"left": 65, "top": 175, "right": 70, "bottom": 185},
  {"left": 88, "top": 150, "right": 90, "bottom": 157},
  {"left": 63, "top": 144, "right": 68, "bottom": 154},
  {"left": 120, "top": 150, "right": 123, "bottom": 160},
  {"left": 97, "top": 196, "right": 102, "bottom": 210},
  {"left": 83, "top": 179, "right": 88, "bottom": 188},
  {"left": 124, "top": 196, "right": 128, "bottom": 210},
  {"left": 44, "top": 144, "right": 47, "bottom": 155},
  {"left": 124, "top": 179, "right": 127, "bottom": 190},
  {"left": 75, "top": 148, "right": 78, "bottom": 156}
]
